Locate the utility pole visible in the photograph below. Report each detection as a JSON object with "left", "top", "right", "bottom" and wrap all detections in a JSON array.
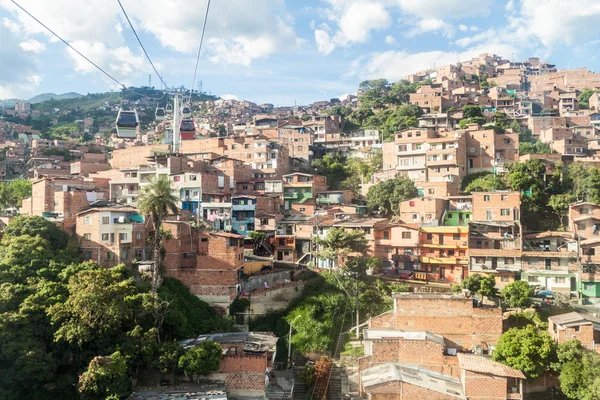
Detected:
[
  {"left": 172, "top": 95, "right": 181, "bottom": 154},
  {"left": 577, "top": 226, "right": 582, "bottom": 303},
  {"left": 355, "top": 272, "right": 360, "bottom": 338}
]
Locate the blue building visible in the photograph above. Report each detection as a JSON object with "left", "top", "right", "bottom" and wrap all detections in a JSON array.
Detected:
[{"left": 231, "top": 195, "right": 256, "bottom": 236}]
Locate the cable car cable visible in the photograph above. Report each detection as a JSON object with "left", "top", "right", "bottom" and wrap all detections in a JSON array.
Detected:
[
  {"left": 188, "top": 0, "right": 211, "bottom": 104},
  {"left": 10, "top": 0, "right": 165, "bottom": 100},
  {"left": 116, "top": 0, "right": 168, "bottom": 90}
]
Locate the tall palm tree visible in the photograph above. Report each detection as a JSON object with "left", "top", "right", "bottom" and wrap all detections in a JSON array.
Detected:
[{"left": 138, "top": 176, "right": 179, "bottom": 293}]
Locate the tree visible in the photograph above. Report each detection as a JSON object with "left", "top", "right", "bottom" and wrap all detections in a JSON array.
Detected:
[
  {"left": 461, "top": 273, "right": 482, "bottom": 294},
  {"left": 138, "top": 176, "right": 179, "bottom": 293},
  {"left": 510, "top": 120, "right": 521, "bottom": 133},
  {"left": 158, "top": 340, "right": 185, "bottom": 374},
  {"left": 3, "top": 215, "right": 69, "bottom": 250},
  {"left": 313, "top": 227, "right": 368, "bottom": 268},
  {"left": 312, "top": 153, "right": 347, "bottom": 190},
  {"left": 462, "top": 172, "right": 506, "bottom": 193},
  {"left": 493, "top": 111, "right": 510, "bottom": 129},
  {"left": 248, "top": 231, "right": 267, "bottom": 254},
  {"left": 493, "top": 325, "right": 556, "bottom": 379},
  {"left": 578, "top": 88, "right": 597, "bottom": 109},
  {"left": 388, "top": 79, "right": 418, "bottom": 104},
  {"left": 78, "top": 351, "right": 131, "bottom": 400},
  {"left": 462, "top": 105, "right": 483, "bottom": 119},
  {"left": 549, "top": 193, "right": 576, "bottom": 229},
  {"left": 358, "top": 79, "right": 390, "bottom": 109},
  {"left": 555, "top": 341, "right": 600, "bottom": 400},
  {"left": 479, "top": 274, "right": 498, "bottom": 303},
  {"left": 366, "top": 176, "right": 417, "bottom": 217},
  {"left": 501, "top": 280, "right": 534, "bottom": 310},
  {"left": 178, "top": 340, "right": 222, "bottom": 381}
]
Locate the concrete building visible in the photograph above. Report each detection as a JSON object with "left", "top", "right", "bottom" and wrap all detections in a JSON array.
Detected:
[{"left": 419, "top": 226, "right": 469, "bottom": 283}]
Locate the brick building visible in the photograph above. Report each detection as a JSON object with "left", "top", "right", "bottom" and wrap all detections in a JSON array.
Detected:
[
  {"left": 282, "top": 173, "right": 327, "bottom": 215},
  {"left": 164, "top": 228, "right": 244, "bottom": 312},
  {"left": 419, "top": 226, "right": 469, "bottom": 283},
  {"left": 399, "top": 197, "right": 447, "bottom": 226},
  {"left": 368, "top": 293, "right": 503, "bottom": 352},
  {"left": 180, "top": 332, "right": 277, "bottom": 398},
  {"left": 548, "top": 312, "right": 600, "bottom": 352},
  {"left": 76, "top": 205, "right": 147, "bottom": 267},
  {"left": 373, "top": 223, "right": 419, "bottom": 272}
]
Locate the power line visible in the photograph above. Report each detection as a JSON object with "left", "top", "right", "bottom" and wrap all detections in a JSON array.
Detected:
[
  {"left": 188, "top": 0, "right": 211, "bottom": 104},
  {"left": 10, "top": 0, "right": 164, "bottom": 101},
  {"left": 116, "top": 0, "right": 168, "bottom": 89}
]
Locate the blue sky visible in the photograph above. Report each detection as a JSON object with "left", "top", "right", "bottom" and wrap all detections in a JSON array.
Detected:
[{"left": 1, "top": 0, "right": 600, "bottom": 105}]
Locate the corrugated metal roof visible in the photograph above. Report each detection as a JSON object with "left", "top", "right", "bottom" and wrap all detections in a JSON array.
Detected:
[{"left": 457, "top": 353, "right": 525, "bottom": 379}]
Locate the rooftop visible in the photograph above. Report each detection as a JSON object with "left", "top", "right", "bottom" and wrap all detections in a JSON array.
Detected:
[
  {"left": 548, "top": 311, "right": 600, "bottom": 327},
  {"left": 457, "top": 353, "right": 525, "bottom": 379},
  {"left": 363, "top": 329, "right": 445, "bottom": 346},
  {"left": 361, "top": 363, "right": 464, "bottom": 398},
  {"left": 179, "top": 332, "right": 277, "bottom": 353}
]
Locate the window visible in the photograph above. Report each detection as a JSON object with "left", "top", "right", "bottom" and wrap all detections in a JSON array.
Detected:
[
  {"left": 453, "top": 233, "right": 460, "bottom": 240},
  {"left": 402, "top": 232, "right": 411, "bottom": 239},
  {"left": 174, "top": 176, "right": 181, "bottom": 182},
  {"left": 85, "top": 251, "right": 92, "bottom": 260},
  {"left": 578, "top": 223, "right": 586, "bottom": 231},
  {"left": 486, "top": 210, "right": 492, "bottom": 220},
  {"left": 428, "top": 188, "right": 435, "bottom": 195},
  {"left": 121, "top": 249, "right": 129, "bottom": 260},
  {"left": 383, "top": 231, "right": 390, "bottom": 239},
  {"left": 528, "top": 276, "right": 538, "bottom": 283},
  {"left": 501, "top": 195, "right": 508, "bottom": 201},
  {"left": 299, "top": 207, "right": 305, "bottom": 212},
  {"left": 504, "top": 139, "right": 510, "bottom": 144},
  {"left": 545, "top": 259, "right": 552, "bottom": 270},
  {"left": 483, "top": 195, "right": 491, "bottom": 201},
  {"left": 102, "top": 216, "right": 110, "bottom": 225},
  {"left": 245, "top": 143, "right": 250, "bottom": 149},
  {"left": 412, "top": 214, "right": 418, "bottom": 220},
  {"left": 107, "top": 252, "right": 114, "bottom": 260},
  {"left": 119, "top": 233, "right": 128, "bottom": 241},
  {"left": 102, "top": 233, "right": 109, "bottom": 241},
  {"left": 448, "top": 249, "right": 455, "bottom": 256},
  {"left": 83, "top": 233, "right": 91, "bottom": 241},
  {"left": 426, "top": 233, "right": 433, "bottom": 240},
  {"left": 475, "top": 257, "right": 486, "bottom": 264},
  {"left": 505, "top": 257, "right": 515, "bottom": 265},
  {"left": 501, "top": 275, "right": 510, "bottom": 282},
  {"left": 584, "top": 283, "right": 595, "bottom": 291},
  {"left": 201, "top": 238, "right": 208, "bottom": 242},
  {"left": 501, "top": 209, "right": 510, "bottom": 216},
  {"left": 555, "top": 277, "right": 566, "bottom": 284},
  {"left": 84, "top": 216, "right": 92, "bottom": 224},
  {"left": 136, "top": 232, "right": 142, "bottom": 240}
]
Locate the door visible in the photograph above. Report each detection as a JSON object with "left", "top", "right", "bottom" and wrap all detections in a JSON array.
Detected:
[
  {"left": 277, "top": 251, "right": 283, "bottom": 261},
  {"left": 440, "top": 267, "right": 446, "bottom": 280},
  {"left": 439, "top": 234, "right": 444, "bottom": 245}
]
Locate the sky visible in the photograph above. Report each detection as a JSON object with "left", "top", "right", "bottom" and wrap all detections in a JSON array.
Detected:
[{"left": 1, "top": 0, "right": 600, "bottom": 105}]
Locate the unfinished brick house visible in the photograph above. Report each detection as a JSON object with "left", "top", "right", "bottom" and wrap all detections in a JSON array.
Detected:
[
  {"left": 180, "top": 332, "right": 277, "bottom": 398},
  {"left": 164, "top": 228, "right": 245, "bottom": 313},
  {"left": 548, "top": 312, "right": 600, "bottom": 352},
  {"left": 367, "top": 293, "right": 503, "bottom": 352}
]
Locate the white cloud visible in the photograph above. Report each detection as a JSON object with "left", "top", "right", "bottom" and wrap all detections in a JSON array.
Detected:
[
  {"left": 0, "top": 24, "right": 41, "bottom": 98},
  {"left": 313, "top": 1, "right": 392, "bottom": 54},
  {"left": 397, "top": 0, "right": 493, "bottom": 20},
  {"left": 1, "top": 17, "right": 20, "bottom": 34},
  {"left": 506, "top": 0, "right": 515, "bottom": 11},
  {"left": 385, "top": 35, "right": 396, "bottom": 45},
  {"left": 407, "top": 18, "right": 454, "bottom": 38},
  {"left": 220, "top": 94, "right": 238, "bottom": 101},
  {"left": 349, "top": 43, "right": 520, "bottom": 81},
  {"left": 315, "top": 29, "right": 335, "bottom": 55},
  {"left": 516, "top": 0, "right": 600, "bottom": 48},
  {"left": 19, "top": 39, "right": 46, "bottom": 53},
  {"left": 459, "top": 24, "right": 468, "bottom": 32},
  {"left": 66, "top": 41, "right": 148, "bottom": 87}
]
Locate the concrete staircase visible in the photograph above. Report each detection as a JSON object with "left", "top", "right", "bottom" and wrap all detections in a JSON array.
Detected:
[
  {"left": 327, "top": 365, "right": 343, "bottom": 400},
  {"left": 292, "top": 368, "right": 308, "bottom": 400}
]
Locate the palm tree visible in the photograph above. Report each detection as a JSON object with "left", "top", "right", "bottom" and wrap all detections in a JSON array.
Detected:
[{"left": 138, "top": 176, "right": 179, "bottom": 293}]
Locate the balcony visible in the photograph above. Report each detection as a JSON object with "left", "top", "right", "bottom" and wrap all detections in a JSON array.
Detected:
[
  {"left": 283, "top": 192, "right": 300, "bottom": 200},
  {"left": 396, "top": 163, "right": 425, "bottom": 171},
  {"left": 232, "top": 204, "right": 255, "bottom": 211},
  {"left": 232, "top": 216, "right": 255, "bottom": 224},
  {"left": 420, "top": 256, "right": 468, "bottom": 265},
  {"left": 396, "top": 147, "right": 426, "bottom": 156},
  {"left": 427, "top": 157, "right": 458, "bottom": 167},
  {"left": 469, "top": 248, "right": 522, "bottom": 257}
]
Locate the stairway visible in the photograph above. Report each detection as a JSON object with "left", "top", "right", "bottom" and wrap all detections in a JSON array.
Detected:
[
  {"left": 292, "top": 368, "right": 307, "bottom": 400},
  {"left": 328, "top": 365, "right": 342, "bottom": 400}
]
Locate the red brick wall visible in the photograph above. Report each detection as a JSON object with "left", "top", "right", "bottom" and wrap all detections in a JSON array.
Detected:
[
  {"left": 463, "top": 370, "right": 509, "bottom": 399},
  {"left": 368, "top": 297, "right": 502, "bottom": 350}
]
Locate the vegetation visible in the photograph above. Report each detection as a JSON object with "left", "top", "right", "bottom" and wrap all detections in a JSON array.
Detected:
[
  {"left": 501, "top": 280, "right": 535, "bottom": 310},
  {"left": 138, "top": 176, "right": 179, "bottom": 293},
  {"left": 0, "top": 216, "right": 231, "bottom": 399},
  {"left": 366, "top": 176, "right": 418, "bottom": 217},
  {"left": 461, "top": 273, "right": 497, "bottom": 304},
  {"left": 519, "top": 140, "right": 555, "bottom": 155},
  {"left": 554, "top": 340, "right": 600, "bottom": 399},
  {"left": 461, "top": 172, "right": 506, "bottom": 193},
  {"left": 578, "top": 88, "right": 597, "bottom": 109},
  {"left": 493, "top": 325, "right": 556, "bottom": 379},
  {"left": 312, "top": 153, "right": 382, "bottom": 191},
  {"left": 0, "top": 179, "right": 32, "bottom": 210},
  {"left": 178, "top": 341, "right": 223, "bottom": 382}
]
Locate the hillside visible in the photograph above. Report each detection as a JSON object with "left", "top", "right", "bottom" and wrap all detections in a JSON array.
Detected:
[{"left": 27, "top": 92, "right": 82, "bottom": 104}]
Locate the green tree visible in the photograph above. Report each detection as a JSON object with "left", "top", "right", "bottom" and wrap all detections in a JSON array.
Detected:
[
  {"left": 358, "top": 79, "right": 390, "bottom": 109},
  {"left": 313, "top": 227, "right": 368, "bottom": 267},
  {"left": 493, "top": 111, "right": 510, "bottom": 129},
  {"left": 519, "top": 141, "right": 554, "bottom": 155},
  {"left": 510, "top": 120, "right": 521, "bottom": 133},
  {"left": 248, "top": 231, "right": 267, "bottom": 254},
  {"left": 493, "top": 325, "right": 556, "bottom": 379},
  {"left": 78, "top": 351, "right": 131, "bottom": 400},
  {"left": 388, "top": 79, "right": 418, "bottom": 104},
  {"left": 556, "top": 341, "right": 600, "bottom": 400},
  {"left": 501, "top": 280, "right": 534, "bottom": 310},
  {"left": 549, "top": 193, "right": 576, "bottom": 229},
  {"left": 178, "top": 340, "right": 222, "bottom": 381},
  {"left": 461, "top": 274, "right": 482, "bottom": 294},
  {"left": 312, "top": 153, "right": 347, "bottom": 190},
  {"left": 49, "top": 266, "right": 140, "bottom": 346},
  {"left": 578, "top": 88, "right": 597, "bottom": 109},
  {"left": 3, "top": 215, "right": 70, "bottom": 250},
  {"left": 462, "top": 105, "right": 483, "bottom": 119},
  {"left": 462, "top": 172, "right": 506, "bottom": 193},
  {"left": 158, "top": 340, "right": 185, "bottom": 374},
  {"left": 479, "top": 274, "right": 498, "bottom": 303},
  {"left": 366, "top": 176, "right": 417, "bottom": 217},
  {"left": 138, "top": 176, "right": 179, "bottom": 293}
]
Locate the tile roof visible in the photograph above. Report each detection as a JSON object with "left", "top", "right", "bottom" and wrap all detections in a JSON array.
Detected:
[
  {"left": 549, "top": 311, "right": 600, "bottom": 326},
  {"left": 457, "top": 353, "right": 525, "bottom": 379}
]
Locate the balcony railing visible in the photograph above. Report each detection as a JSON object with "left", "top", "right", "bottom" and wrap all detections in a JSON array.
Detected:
[{"left": 420, "top": 256, "right": 468, "bottom": 265}]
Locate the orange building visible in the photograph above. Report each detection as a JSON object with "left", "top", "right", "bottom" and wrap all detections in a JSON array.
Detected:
[{"left": 419, "top": 226, "right": 469, "bottom": 283}]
